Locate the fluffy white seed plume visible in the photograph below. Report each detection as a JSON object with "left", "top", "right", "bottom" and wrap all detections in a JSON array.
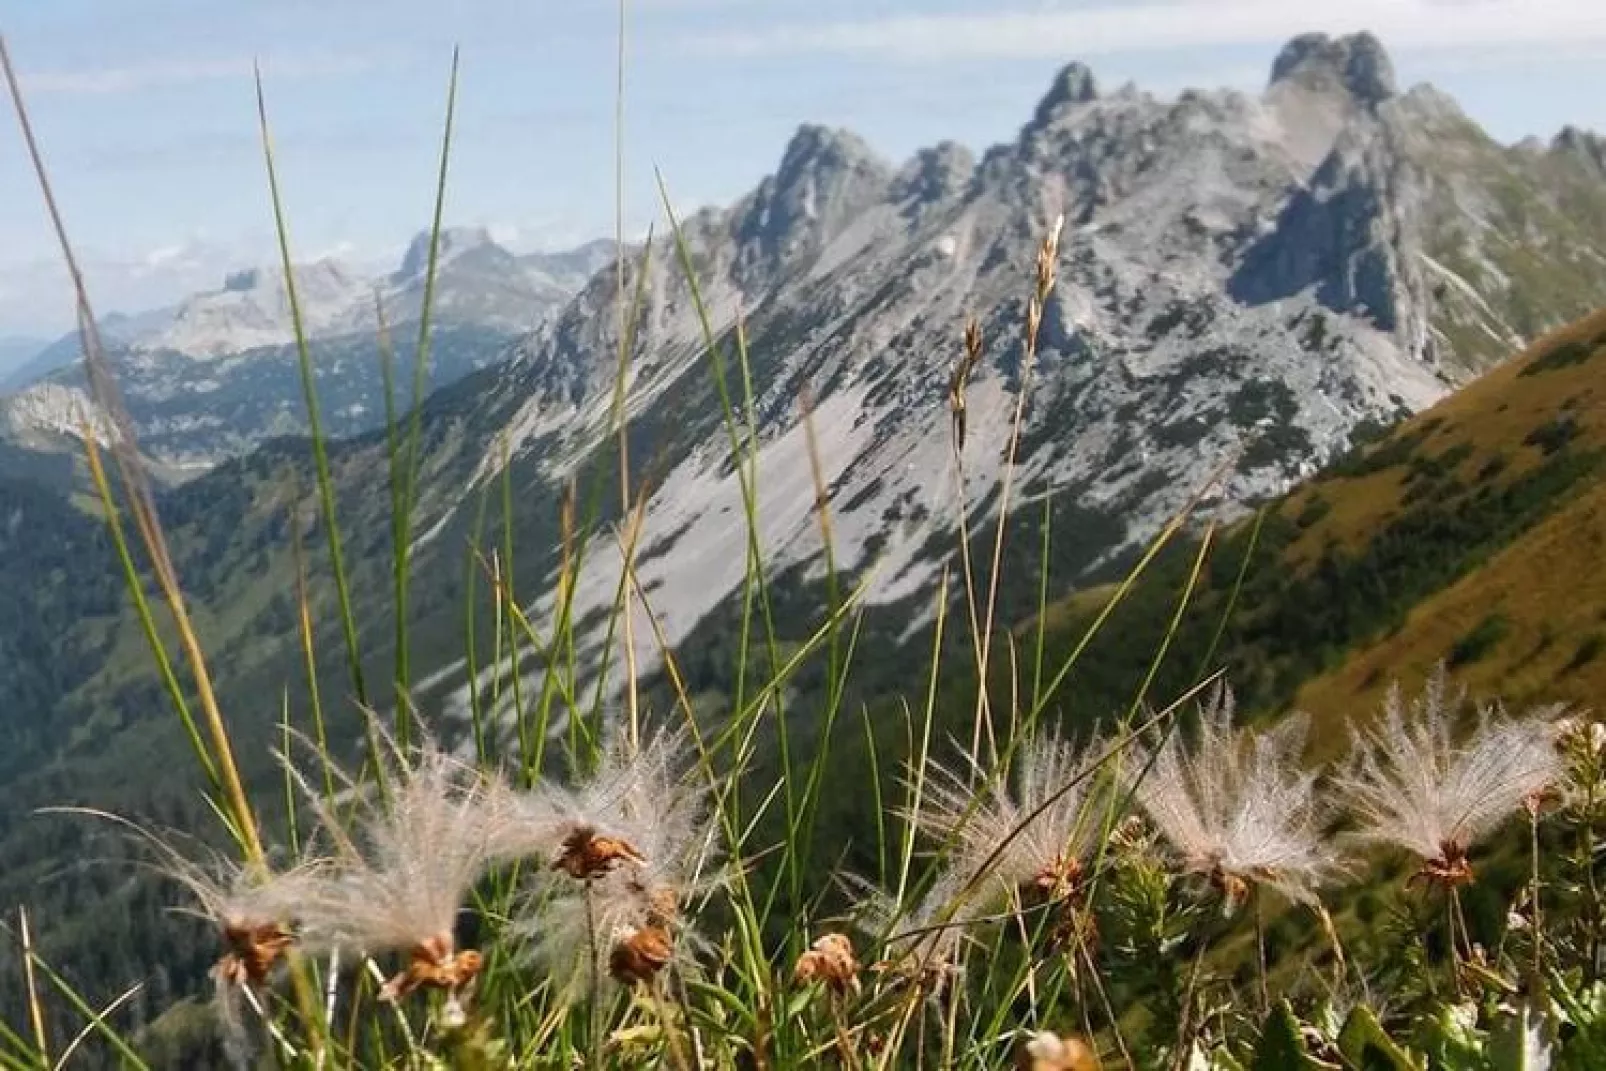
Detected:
[
  {"left": 43, "top": 807, "right": 328, "bottom": 1070},
  {"left": 842, "top": 870, "right": 971, "bottom": 996},
  {"left": 1336, "top": 668, "right": 1566, "bottom": 886},
  {"left": 507, "top": 721, "right": 727, "bottom": 1000},
  {"left": 915, "top": 730, "right": 1108, "bottom": 908},
  {"left": 1126, "top": 685, "right": 1337, "bottom": 907},
  {"left": 43, "top": 806, "right": 322, "bottom": 986},
  {"left": 840, "top": 731, "right": 1110, "bottom": 992},
  {"left": 283, "top": 719, "right": 503, "bottom": 1001}
]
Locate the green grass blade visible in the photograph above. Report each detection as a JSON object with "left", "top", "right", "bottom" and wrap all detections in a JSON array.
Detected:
[
  {"left": 394, "top": 46, "right": 462, "bottom": 736},
  {"left": 81, "top": 433, "right": 220, "bottom": 795},
  {"left": 253, "top": 64, "right": 367, "bottom": 710}
]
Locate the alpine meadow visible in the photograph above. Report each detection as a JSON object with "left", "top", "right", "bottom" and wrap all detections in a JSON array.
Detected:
[{"left": 4, "top": 12, "right": 1606, "bottom": 1069}]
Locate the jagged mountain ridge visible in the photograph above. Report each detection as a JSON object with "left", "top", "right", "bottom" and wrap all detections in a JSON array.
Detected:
[
  {"left": 394, "top": 31, "right": 1606, "bottom": 725},
  {"left": 0, "top": 232, "right": 609, "bottom": 481}
]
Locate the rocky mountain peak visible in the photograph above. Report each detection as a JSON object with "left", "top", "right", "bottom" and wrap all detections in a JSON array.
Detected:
[
  {"left": 1269, "top": 31, "right": 1397, "bottom": 109},
  {"left": 1553, "top": 125, "right": 1606, "bottom": 175},
  {"left": 1030, "top": 61, "right": 1100, "bottom": 127},
  {"left": 730, "top": 123, "right": 894, "bottom": 285},
  {"left": 222, "top": 268, "right": 260, "bottom": 293},
  {"left": 773, "top": 124, "right": 882, "bottom": 189},
  {"left": 396, "top": 225, "right": 501, "bottom": 281},
  {"left": 890, "top": 140, "right": 976, "bottom": 208}
]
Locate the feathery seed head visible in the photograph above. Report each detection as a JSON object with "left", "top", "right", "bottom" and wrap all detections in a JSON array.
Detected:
[
  {"left": 1336, "top": 669, "right": 1566, "bottom": 888},
  {"left": 513, "top": 721, "right": 725, "bottom": 1001},
  {"left": 1127, "top": 686, "right": 1337, "bottom": 907},
  {"left": 283, "top": 722, "right": 504, "bottom": 1000},
  {"left": 913, "top": 731, "right": 1108, "bottom": 912},
  {"left": 848, "top": 873, "right": 969, "bottom": 997},
  {"left": 50, "top": 807, "right": 323, "bottom": 989}
]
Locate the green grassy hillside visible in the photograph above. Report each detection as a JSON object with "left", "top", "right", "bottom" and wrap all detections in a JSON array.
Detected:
[{"left": 978, "top": 306, "right": 1606, "bottom": 771}]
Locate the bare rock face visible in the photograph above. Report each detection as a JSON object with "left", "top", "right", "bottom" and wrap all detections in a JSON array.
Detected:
[
  {"left": 1230, "top": 123, "right": 1425, "bottom": 341},
  {"left": 891, "top": 142, "right": 977, "bottom": 212},
  {"left": 1030, "top": 62, "right": 1100, "bottom": 127},
  {"left": 1554, "top": 126, "right": 1606, "bottom": 176},
  {"left": 731, "top": 124, "right": 897, "bottom": 288},
  {"left": 1269, "top": 31, "right": 1398, "bottom": 109}
]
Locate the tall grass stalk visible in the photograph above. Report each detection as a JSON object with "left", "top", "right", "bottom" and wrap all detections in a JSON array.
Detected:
[
  {"left": 969, "top": 215, "right": 1064, "bottom": 763},
  {"left": 393, "top": 48, "right": 462, "bottom": 743},
  {"left": 253, "top": 63, "right": 368, "bottom": 720},
  {"left": 654, "top": 175, "right": 807, "bottom": 924},
  {"left": 611, "top": 0, "right": 643, "bottom": 752},
  {"left": 17, "top": 909, "right": 48, "bottom": 1066}
]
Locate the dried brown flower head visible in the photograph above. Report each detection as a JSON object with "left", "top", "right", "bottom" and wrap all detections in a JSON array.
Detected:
[
  {"left": 948, "top": 315, "right": 985, "bottom": 453},
  {"left": 1016, "top": 1029, "right": 1098, "bottom": 1071},
  {"left": 552, "top": 826, "right": 648, "bottom": 880},
  {"left": 1026, "top": 854, "right": 1085, "bottom": 905},
  {"left": 1407, "top": 840, "right": 1475, "bottom": 890},
  {"left": 513, "top": 723, "right": 727, "bottom": 1004},
  {"left": 215, "top": 921, "right": 296, "bottom": 989},
  {"left": 1023, "top": 214, "right": 1065, "bottom": 360},
  {"left": 609, "top": 923, "right": 674, "bottom": 986},
  {"left": 378, "top": 932, "right": 485, "bottom": 1003},
  {"left": 794, "top": 933, "right": 861, "bottom": 994}
]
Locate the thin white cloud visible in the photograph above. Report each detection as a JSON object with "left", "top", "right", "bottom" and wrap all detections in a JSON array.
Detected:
[
  {"left": 682, "top": 0, "right": 1606, "bottom": 62},
  {"left": 19, "top": 51, "right": 393, "bottom": 97}
]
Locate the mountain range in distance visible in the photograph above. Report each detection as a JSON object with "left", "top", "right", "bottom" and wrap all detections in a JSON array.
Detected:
[{"left": 0, "top": 231, "right": 616, "bottom": 481}]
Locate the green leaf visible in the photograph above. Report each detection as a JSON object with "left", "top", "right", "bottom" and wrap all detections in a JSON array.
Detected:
[
  {"left": 1252, "top": 1001, "right": 1340, "bottom": 1071},
  {"left": 1337, "top": 1005, "right": 1424, "bottom": 1071},
  {"left": 1488, "top": 999, "right": 1555, "bottom": 1071},
  {"left": 1187, "top": 1040, "right": 1248, "bottom": 1071},
  {"left": 1415, "top": 1002, "right": 1489, "bottom": 1071}
]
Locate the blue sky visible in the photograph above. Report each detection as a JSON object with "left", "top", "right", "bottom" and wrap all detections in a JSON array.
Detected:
[{"left": 1, "top": 0, "right": 1604, "bottom": 336}]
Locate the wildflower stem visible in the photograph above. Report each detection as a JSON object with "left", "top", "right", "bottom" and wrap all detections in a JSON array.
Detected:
[
  {"left": 1076, "top": 933, "right": 1135, "bottom": 1070},
  {"left": 650, "top": 982, "right": 693, "bottom": 1071},
  {"left": 364, "top": 958, "right": 417, "bottom": 1053},
  {"left": 827, "top": 991, "right": 862, "bottom": 1071},
  {"left": 1586, "top": 770, "right": 1602, "bottom": 979},
  {"left": 1532, "top": 806, "right": 1543, "bottom": 982},
  {"left": 612, "top": 0, "right": 641, "bottom": 754},
  {"left": 322, "top": 949, "right": 341, "bottom": 1047},
  {"left": 238, "top": 979, "right": 299, "bottom": 1064},
  {"left": 18, "top": 909, "right": 49, "bottom": 1065},
  {"left": 970, "top": 216, "right": 1063, "bottom": 766},
  {"left": 1254, "top": 890, "right": 1269, "bottom": 1018},
  {"left": 585, "top": 881, "right": 602, "bottom": 1070},
  {"left": 1173, "top": 935, "right": 1211, "bottom": 1070},
  {"left": 949, "top": 415, "right": 992, "bottom": 765}
]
